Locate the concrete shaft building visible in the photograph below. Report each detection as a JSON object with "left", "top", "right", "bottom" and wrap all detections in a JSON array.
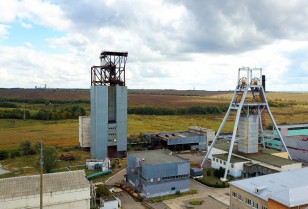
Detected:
[
  {"left": 127, "top": 150, "right": 190, "bottom": 198},
  {"left": 91, "top": 51, "right": 128, "bottom": 159}
]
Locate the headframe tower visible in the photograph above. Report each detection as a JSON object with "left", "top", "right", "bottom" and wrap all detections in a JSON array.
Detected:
[
  {"left": 91, "top": 51, "right": 128, "bottom": 159},
  {"left": 201, "top": 67, "right": 291, "bottom": 181}
]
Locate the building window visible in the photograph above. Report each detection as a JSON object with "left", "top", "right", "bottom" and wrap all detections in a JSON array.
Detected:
[
  {"left": 220, "top": 160, "right": 222, "bottom": 164},
  {"left": 246, "top": 198, "right": 252, "bottom": 206},
  {"left": 232, "top": 191, "right": 237, "bottom": 198},
  {"left": 216, "top": 158, "right": 218, "bottom": 162},
  {"left": 238, "top": 194, "right": 243, "bottom": 202},
  {"left": 253, "top": 201, "right": 258, "bottom": 209},
  {"left": 261, "top": 206, "right": 267, "bottom": 209},
  {"left": 171, "top": 187, "right": 175, "bottom": 191},
  {"left": 213, "top": 157, "right": 215, "bottom": 161},
  {"left": 223, "top": 161, "right": 226, "bottom": 165}
]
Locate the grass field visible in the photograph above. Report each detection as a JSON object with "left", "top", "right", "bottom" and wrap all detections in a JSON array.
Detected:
[{"left": 0, "top": 89, "right": 307, "bottom": 178}]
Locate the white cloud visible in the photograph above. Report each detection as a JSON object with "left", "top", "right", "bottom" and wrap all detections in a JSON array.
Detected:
[{"left": 0, "top": 0, "right": 308, "bottom": 91}]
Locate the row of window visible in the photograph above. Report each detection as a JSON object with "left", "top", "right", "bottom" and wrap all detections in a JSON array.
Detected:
[
  {"left": 108, "top": 139, "right": 117, "bottom": 142},
  {"left": 109, "top": 133, "right": 116, "bottom": 136},
  {"left": 108, "top": 127, "right": 116, "bottom": 130},
  {"left": 231, "top": 191, "right": 267, "bottom": 209},
  {"left": 212, "top": 157, "right": 235, "bottom": 168},
  {"left": 161, "top": 174, "right": 189, "bottom": 181}
]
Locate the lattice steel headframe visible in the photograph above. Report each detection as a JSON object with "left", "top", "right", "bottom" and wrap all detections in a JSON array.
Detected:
[
  {"left": 91, "top": 51, "right": 128, "bottom": 86},
  {"left": 200, "top": 67, "right": 291, "bottom": 181}
]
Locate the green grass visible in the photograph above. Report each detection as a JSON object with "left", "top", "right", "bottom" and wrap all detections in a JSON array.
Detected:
[
  {"left": 189, "top": 200, "right": 204, "bottom": 205},
  {"left": 195, "top": 168, "right": 229, "bottom": 188},
  {"left": 0, "top": 149, "right": 91, "bottom": 178},
  {"left": 147, "top": 190, "right": 198, "bottom": 203}
]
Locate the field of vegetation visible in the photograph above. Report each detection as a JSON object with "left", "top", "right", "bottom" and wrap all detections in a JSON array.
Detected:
[{"left": 0, "top": 88, "right": 307, "bottom": 177}]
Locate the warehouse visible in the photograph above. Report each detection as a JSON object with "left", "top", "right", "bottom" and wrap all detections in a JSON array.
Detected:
[
  {"left": 127, "top": 149, "right": 190, "bottom": 198},
  {"left": 142, "top": 126, "right": 214, "bottom": 151},
  {"left": 274, "top": 123, "right": 308, "bottom": 137},
  {"left": 0, "top": 170, "right": 91, "bottom": 209},
  {"left": 230, "top": 167, "right": 308, "bottom": 209}
]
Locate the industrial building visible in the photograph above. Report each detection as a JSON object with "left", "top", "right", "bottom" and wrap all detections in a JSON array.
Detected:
[
  {"left": 91, "top": 51, "right": 128, "bottom": 159},
  {"left": 274, "top": 123, "right": 308, "bottom": 136},
  {"left": 281, "top": 135, "right": 308, "bottom": 163},
  {"left": 79, "top": 116, "right": 91, "bottom": 148},
  {"left": 230, "top": 167, "right": 308, "bottom": 209},
  {"left": 211, "top": 141, "right": 301, "bottom": 178},
  {"left": 0, "top": 170, "right": 91, "bottom": 209},
  {"left": 142, "top": 126, "right": 214, "bottom": 151},
  {"left": 201, "top": 68, "right": 291, "bottom": 181},
  {"left": 126, "top": 150, "right": 190, "bottom": 198}
]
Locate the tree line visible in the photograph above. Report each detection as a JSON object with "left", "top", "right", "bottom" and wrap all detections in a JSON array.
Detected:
[
  {"left": 128, "top": 105, "right": 229, "bottom": 115},
  {"left": 0, "top": 106, "right": 86, "bottom": 120}
]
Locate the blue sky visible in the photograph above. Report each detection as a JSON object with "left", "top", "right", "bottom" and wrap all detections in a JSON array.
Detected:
[{"left": 0, "top": 0, "right": 308, "bottom": 91}]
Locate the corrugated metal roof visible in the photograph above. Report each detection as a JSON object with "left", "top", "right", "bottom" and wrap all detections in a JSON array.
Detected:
[
  {"left": 0, "top": 170, "right": 89, "bottom": 199},
  {"left": 230, "top": 167, "right": 308, "bottom": 207},
  {"left": 129, "top": 149, "right": 188, "bottom": 164}
]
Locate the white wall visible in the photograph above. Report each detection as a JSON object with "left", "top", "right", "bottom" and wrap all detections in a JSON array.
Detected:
[{"left": 211, "top": 157, "right": 248, "bottom": 178}]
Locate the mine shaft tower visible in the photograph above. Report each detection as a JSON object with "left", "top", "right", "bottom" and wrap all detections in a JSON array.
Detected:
[
  {"left": 91, "top": 51, "right": 128, "bottom": 159},
  {"left": 201, "top": 67, "right": 291, "bottom": 181}
]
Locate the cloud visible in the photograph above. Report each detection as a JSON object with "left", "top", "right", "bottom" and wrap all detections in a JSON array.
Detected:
[
  {"left": 0, "top": 0, "right": 71, "bottom": 30},
  {"left": 0, "top": 0, "right": 307, "bottom": 91},
  {"left": 0, "top": 24, "right": 9, "bottom": 41}
]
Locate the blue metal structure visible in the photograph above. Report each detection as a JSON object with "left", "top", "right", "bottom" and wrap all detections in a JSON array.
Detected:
[{"left": 127, "top": 150, "right": 190, "bottom": 198}]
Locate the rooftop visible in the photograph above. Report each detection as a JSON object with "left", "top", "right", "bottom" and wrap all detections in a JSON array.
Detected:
[
  {"left": 214, "top": 141, "right": 298, "bottom": 167},
  {"left": 277, "top": 123, "right": 308, "bottom": 129},
  {"left": 128, "top": 149, "right": 188, "bottom": 165},
  {"left": 0, "top": 170, "right": 89, "bottom": 199},
  {"left": 212, "top": 153, "right": 250, "bottom": 164},
  {"left": 230, "top": 167, "right": 308, "bottom": 207},
  {"left": 143, "top": 131, "right": 204, "bottom": 140}
]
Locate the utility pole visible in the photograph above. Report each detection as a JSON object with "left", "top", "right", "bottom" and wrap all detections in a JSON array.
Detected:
[{"left": 40, "top": 141, "right": 44, "bottom": 209}]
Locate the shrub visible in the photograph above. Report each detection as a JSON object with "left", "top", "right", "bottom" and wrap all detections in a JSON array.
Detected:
[
  {"left": 10, "top": 149, "right": 21, "bottom": 159},
  {"left": 175, "top": 190, "right": 181, "bottom": 195},
  {"left": 96, "top": 185, "right": 111, "bottom": 197},
  {"left": 206, "top": 169, "right": 211, "bottom": 176},
  {"left": 0, "top": 150, "right": 9, "bottom": 160}
]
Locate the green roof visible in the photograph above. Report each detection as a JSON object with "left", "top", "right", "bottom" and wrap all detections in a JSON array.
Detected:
[{"left": 212, "top": 153, "right": 250, "bottom": 164}]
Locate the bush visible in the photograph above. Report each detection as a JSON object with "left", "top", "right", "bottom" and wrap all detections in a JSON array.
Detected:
[
  {"left": 96, "top": 185, "right": 111, "bottom": 197},
  {"left": 10, "top": 149, "right": 21, "bottom": 159},
  {"left": 175, "top": 190, "right": 181, "bottom": 195},
  {"left": 0, "top": 150, "right": 9, "bottom": 160},
  {"left": 206, "top": 169, "right": 211, "bottom": 176},
  {"left": 214, "top": 167, "right": 225, "bottom": 178},
  {"left": 189, "top": 200, "right": 204, "bottom": 205},
  {"left": 43, "top": 146, "right": 58, "bottom": 173},
  {"left": 20, "top": 140, "right": 36, "bottom": 155}
]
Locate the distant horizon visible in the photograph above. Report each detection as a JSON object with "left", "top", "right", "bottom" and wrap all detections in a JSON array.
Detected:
[{"left": 0, "top": 87, "right": 307, "bottom": 93}]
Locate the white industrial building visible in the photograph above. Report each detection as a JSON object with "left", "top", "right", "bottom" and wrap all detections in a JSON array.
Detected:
[
  {"left": 212, "top": 154, "right": 250, "bottom": 178},
  {"left": 79, "top": 116, "right": 91, "bottom": 148},
  {"left": 0, "top": 170, "right": 91, "bottom": 209}
]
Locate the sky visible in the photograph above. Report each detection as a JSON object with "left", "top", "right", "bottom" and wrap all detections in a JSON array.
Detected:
[{"left": 0, "top": 0, "right": 308, "bottom": 91}]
